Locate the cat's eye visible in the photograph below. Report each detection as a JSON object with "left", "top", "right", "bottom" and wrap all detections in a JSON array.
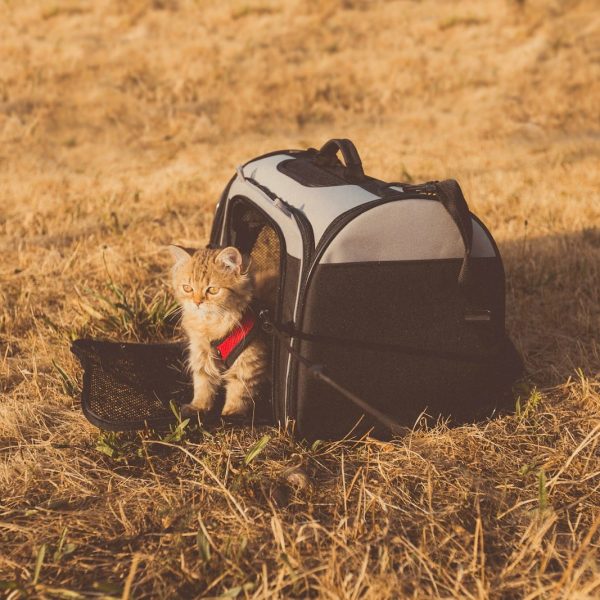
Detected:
[
  {"left": 182, "top": 284, "right": 193, "bottom": 293},
  {"left": 206, "top": 286, "right": 219, "bottom": 295}
]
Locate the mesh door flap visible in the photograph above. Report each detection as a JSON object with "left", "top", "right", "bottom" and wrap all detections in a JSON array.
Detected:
[
  {"left": 71, "top": 339, "right": 273, "bottom": 431},
  {"left": 72, "top": 339, "right": 193, "bottom": 431}
]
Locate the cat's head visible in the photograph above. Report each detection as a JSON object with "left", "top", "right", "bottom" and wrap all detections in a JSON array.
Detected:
[{"left": 169, "top": 245, "right": 252, "bottom": 320}]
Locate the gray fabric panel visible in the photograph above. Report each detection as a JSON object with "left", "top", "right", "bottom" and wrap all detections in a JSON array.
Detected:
[
  {"left": 320, "top": 200, "right": 496, "bottom": 264},
  {"left": 243, "top": 154, "right": 378, "bottom": 244}
]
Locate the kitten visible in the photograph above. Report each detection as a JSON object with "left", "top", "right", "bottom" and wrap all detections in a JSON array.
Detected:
[{"left": 169, "top": 245, "right": 268, "bottom": 418}]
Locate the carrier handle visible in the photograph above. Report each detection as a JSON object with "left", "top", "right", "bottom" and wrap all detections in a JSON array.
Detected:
[
  {"left": 316, "top": 139, "right": 365, "bottom": 179},
  {"left": 434, "top": 179, "right": 473, "bottom": 288}
]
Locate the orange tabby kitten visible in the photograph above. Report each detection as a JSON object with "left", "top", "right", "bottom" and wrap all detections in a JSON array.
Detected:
[{"left": 169, "top": 245, "right": 268, "bottom": 417}]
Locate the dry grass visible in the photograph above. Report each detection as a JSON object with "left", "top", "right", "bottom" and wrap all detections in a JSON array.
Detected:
[{"left": 1, "top": 0, "right": 599, "bottom": 598}]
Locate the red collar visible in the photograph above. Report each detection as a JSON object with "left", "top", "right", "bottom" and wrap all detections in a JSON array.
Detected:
[{"left": 211, "top": 308, "right": 258, "bottom": 368}]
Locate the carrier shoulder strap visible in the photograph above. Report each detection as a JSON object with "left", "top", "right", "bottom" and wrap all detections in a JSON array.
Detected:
[{"left": 434, "top": 179, "right": 473, "bottom": 288}]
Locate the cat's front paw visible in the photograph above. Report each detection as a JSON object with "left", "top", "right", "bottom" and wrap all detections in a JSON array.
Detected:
[
  {"left": 180, "top": 403, "right": 198, "bottom": 418},
  {"left": 180, "top": 401, "right": 212, "bottom": 418},
  {"left": 221, "top": 397, "right": 252, "bottom": 417}
]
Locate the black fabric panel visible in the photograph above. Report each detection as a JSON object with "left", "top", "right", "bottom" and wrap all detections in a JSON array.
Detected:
[
  {"left": 472, "top": 213, "right": 506, "bottom": 281},
  {"left": 295, "top": 340, "right": 521, "bottom": 440},
  {"left": 276, "top": 156, "right": 388, "bottom": 195},
  {"left": 303, "top": 259, "right": 505, "bottom": 350},
  {"left": 292, "top": 258, "right": 518, "bottom": 439},
  {"left": 277, "top": 158, "right": 348, "bottom": 187}
]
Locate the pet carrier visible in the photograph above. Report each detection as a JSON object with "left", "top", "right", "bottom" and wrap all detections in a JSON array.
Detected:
[{"left": 73, "top": 139, "right": 522, "bottom": 438}]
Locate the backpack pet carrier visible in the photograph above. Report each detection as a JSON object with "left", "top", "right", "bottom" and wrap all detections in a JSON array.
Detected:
[{"left": 72, "top": 139, "right": 522, "bottom": 438}]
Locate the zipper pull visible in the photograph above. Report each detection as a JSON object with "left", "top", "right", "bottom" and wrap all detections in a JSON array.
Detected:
[{"left": 274, "top": 197, "right": 293, "bottom": 217}]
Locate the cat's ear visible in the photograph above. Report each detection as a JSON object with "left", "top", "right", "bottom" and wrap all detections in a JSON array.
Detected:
[
  {"left": 215, "top": 246, "right": 243, "bottom": 273},
  {"left": 168, "top": 245, "right": 193, "bottom": 265}
]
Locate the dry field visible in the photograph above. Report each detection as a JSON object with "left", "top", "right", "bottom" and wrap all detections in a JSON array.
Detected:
[{"left": 1, "top": 0, "right": 600, "bottom": 598}]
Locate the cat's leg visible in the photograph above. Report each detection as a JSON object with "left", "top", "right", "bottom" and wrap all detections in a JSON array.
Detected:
[
  {"left": 222, "top": 376, "right": 253, "bottom": 416},
  {"left": 221, "top": 342, "right": 266, "bottom": 416},
  {"left": 181, "top": 370, "right": 218, "bottom": 417}
]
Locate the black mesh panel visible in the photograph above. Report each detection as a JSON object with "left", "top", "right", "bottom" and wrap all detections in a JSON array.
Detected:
[{"left": 72, "top": 340, "right": 193, "bottom": 431}]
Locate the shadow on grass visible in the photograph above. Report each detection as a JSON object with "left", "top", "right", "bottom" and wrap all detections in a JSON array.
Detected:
[{"left": 501, "top": 226, "right": 600, "bottom": 386}]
